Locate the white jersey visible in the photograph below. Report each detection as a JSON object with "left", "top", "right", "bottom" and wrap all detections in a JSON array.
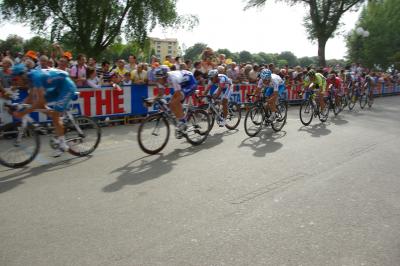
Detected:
[
  {"left": 207, "top": 73, "right": 232, "bottom": 89},
  {"left": 257, "top": 73, "right": 284, "bottom": 91},
  {"left": 160, "top": 70, "right": 194, "bottom": 91}
]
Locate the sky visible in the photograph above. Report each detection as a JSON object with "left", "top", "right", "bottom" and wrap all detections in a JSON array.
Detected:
[{"left": 0, "top": 0, "right": 363, "bottom": 59}]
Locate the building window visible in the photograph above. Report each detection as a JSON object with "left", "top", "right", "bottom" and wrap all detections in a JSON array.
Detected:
[
  {"left": 168, "top": 50, "right": 172, "bottom": 54},
  {"left": 157, "top": 50, "right": 161, "bottom": 54}
]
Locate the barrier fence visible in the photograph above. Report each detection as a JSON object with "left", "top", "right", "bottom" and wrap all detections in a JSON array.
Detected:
[{"left": 1, "top": 81, "right": 399, "bottom": 125}]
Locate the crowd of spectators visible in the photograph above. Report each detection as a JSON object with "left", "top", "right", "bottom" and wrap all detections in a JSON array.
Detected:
[{"left": 0, "top": 45, "right": 399, "bottom": 92}]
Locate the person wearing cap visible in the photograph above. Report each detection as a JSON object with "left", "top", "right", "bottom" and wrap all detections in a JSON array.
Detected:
[
  {"left": 10, "top": 63, "right": 77, "bottom": 157},
  {"left": 24, "top": 50, "right": 38, "bottom": 63}
]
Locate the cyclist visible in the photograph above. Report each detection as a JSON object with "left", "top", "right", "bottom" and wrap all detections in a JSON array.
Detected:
[
  {"left": 304, "top": 69, "right": 327, "bottom": 111},
  {"left": 11, "top": 64, "right": 77, "bottom": 157},
  {"left": 154, "top": 65, "right": 198, "bottom": 138},
  {"left": 203, "top": 69, "right": 232, "bottom": 127},
  {"left": 363, "top": 72, "right": 376, "bottom": 100},
  {"left": 253, "top": 69, "right": 284, "bottom": 122},
  {"left": 327, "top": 71, "right": 343, "bottom": 106}
]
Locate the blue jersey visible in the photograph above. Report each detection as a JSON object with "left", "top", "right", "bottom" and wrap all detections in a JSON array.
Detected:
[{"left": 28, "top": 69, "right": 76, "bottom": 93}]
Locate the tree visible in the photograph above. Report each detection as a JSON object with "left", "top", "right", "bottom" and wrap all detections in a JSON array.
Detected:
[
  {"left": 1, "top": 0, "right": 198, "bottom": 57},
  {"left": 298, "top": 56, "right": 318, "bottom": 67},
  {"left": 23, "top": 36, "right": 52, "bottom": 54},
  {"left": 0, "top": 34, "right": 24, "bottom": 55},
  {"left": 346, "top": 0, "right": 400, "bottom": 69},
  {"left": 239, "top": 50, "right": 253, "bottom": 63},
  {"left": 245, "top": 0, "right": 365, "bottom": 66},
  {"left": 184, "top": 43, "right": 208, "bottom": 62},
  {"left": 257, "top": 52, "right": 275, "bottom": 64},
  {"left": 277, "top": 51, "right": 298, "bottom": 66}
]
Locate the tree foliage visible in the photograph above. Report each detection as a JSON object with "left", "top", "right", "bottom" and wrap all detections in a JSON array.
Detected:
[
  {"left": 0, "top": 35, "right": 24, "bottom": 55},
  {"left": 183, "top": 43, "right": 208, "bottom": 62},
  {"left": 245, "top": 0, "right": 364, "bottom": 66},
  {"left": 0, "top": 0, "right": 198, "bottom": 57},
  {"left": 346, "top": 0, "right": 400, "bottom": 69}
]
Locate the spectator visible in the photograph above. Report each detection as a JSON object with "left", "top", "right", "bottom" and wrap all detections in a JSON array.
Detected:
[
  {"left": 112, "top": 59, "right": 129, "bottom": 79},
  {"left": 249, "top": 64, "right": 259, "bottom": 83},
  {"left": 227, "top": 62, "right": 240, "bottom": 83},
  {"left": 194, "top": 69, "right": 206, "bottom": 86},
  {"left": 217, "top": 65, "right": 226, "bottom": 74},
  {"left": 88, "top": 57, "right": 97, "bottom": 68},
  {"left": 57, "top": 56, "right": 70, "bottom": 72},
  {"left": 35, "top": 55, "right": 49, "bottom": 70},
  {"left": 70, "top": 53, "right": 87, "bottom": 86},
  {"left": 97, "top": 60, "right": 112, "bottom": 85},
  {"left": 185, "top": 59, "right": 192, "bottom": 71},
  {"left": 24, "top": 59, "right": 36, "bottom": 71},
  {"left": 24, "top": 50, "right": 38, "bottom": 65},
  {"left": 131, "top": 63, "right": 148, "bottom": 84},
  {"left": 122, "top": 72, "right": 132, "bottom": 86},
  {"left": 163, "top": 55, "right": 173, "bottom": 68},
  {"left": 147, "top": 62, "right": 160, "bottom": 85},
  {"left": 86, "top": 67, "right": 102, "bottom": 89},
  {"left": 218, "top": 54, "right": 226, "bottom": 65},
  {"left": 175, "top": 56, "right": 182, "bottom": 70},
  {"left": 192, "top": 61, "right": 202, "bottom": 74},
  {"left": 0, "top": 57, "right": 13, "bottom": 88},
  {"left": 125, "top": 55, "right": 137, "bottom": 72}
]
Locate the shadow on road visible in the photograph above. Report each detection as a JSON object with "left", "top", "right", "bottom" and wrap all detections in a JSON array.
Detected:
[
  {"left": 102, "top": 129, "right": 235, "bottom": 192},
  {"left": 0, "top": 156, "right": 93, "bottom": 194},
  {"left": 329, "top": 115, "right": 349, "bottom": 126},
  {"left": 238, "top": 130, "right": 285, "bottom": 157},
  {"left": 298, "top": 123, "right": 331, "bottom": 137}
]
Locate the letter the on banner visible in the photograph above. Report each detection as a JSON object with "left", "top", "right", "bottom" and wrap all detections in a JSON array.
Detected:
[
  {"left": 80, "top": 91, "right": 94, "bottom": 116},
  {"left": 113, "top": 89, "right": 124, "bottom": 113},
  {"left": 96, "top": 90, "right": 112, "bottom": 115}
]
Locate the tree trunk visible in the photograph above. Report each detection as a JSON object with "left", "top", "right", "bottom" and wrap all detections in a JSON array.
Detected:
[{"left": 318, "top": 38, "right": 327, "bottom": 67}]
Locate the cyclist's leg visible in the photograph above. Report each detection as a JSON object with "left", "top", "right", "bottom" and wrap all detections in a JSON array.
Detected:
[
  {"left": 221, "top": 88, "right": 231, "bottom": 118},
  {"left": 170, "top": 90, "right": 185, "bottom": 120}
]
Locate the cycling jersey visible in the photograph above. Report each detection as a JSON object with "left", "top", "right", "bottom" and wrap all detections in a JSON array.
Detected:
[
  {"left": 304, "top": 72, "right": 327, "bottom": 92},
  {"left": 28, "top": 69, "right": 77, "bottom": 112},
  {"left": 165, "top": 70, "right": 198, "bottom": 97},
  {"left": 207, "top": 74, "right": 232, "bottom": 99},
  {"left": 257, "top": 73, "right": 285, "bottom": 97},
  {"left": 327, "top": 77, "right": 342, "bottom": 90}
]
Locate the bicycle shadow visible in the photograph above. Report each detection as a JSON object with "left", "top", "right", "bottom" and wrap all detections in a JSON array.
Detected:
[
  {"left": 238, "top": 130, "right": 285, "bottom": 157},
  {"left": 329, "top": 115, "right": 349, "bottom": 126},
  {"left": 0, "top": 156, "right": 92, "bottom": 194},
  {"left": 298, "top": 123, "right": 331, "bottom": 138},
  {"left": 102, "top": 131, "right": 227, "bottom": 192}
]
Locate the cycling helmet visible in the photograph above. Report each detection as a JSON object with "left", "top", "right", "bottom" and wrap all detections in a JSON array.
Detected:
[
  {"left": 11, "top": 63, "right": 27, "bottom": 76},
  {"left": 260, "top": 69, "right": 272, "bottom": 80},
  {"left": 307, "top": 69, "right": 316, "bottom": 77},
  {"left": 208, "top": 69, "right": 219, "bottom": 79},
  {"left": 154, "top": 65, "right": 170, "bottom": 78}
]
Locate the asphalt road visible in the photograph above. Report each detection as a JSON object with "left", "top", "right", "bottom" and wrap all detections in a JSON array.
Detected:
[{"left": 1, "top": 96, "right": 400, "bottom": 266}]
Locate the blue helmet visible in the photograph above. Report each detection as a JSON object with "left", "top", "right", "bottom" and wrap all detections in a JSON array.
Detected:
[
  {"left": 208, "top": 69, "right": 219, "bottom": 79},
  {"left": 154, "top": 65, "right": 170, "bottom": 78},
  {"left": 260, "top": 69, "right": 272, "bottom": 80},
  {"left": 11, "top": 63, "right": 27, "bottom": 76}
]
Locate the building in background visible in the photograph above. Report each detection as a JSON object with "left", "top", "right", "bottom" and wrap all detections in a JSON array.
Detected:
[{"left": 149, "top": 37, "right": 179, "bottom": 61}]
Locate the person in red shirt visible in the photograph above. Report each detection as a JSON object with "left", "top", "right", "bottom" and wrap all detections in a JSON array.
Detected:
[{"left": 327, "top": 71, "right": 343, "bottom": 105}]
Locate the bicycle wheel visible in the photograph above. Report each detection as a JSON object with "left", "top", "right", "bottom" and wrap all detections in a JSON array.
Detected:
[
  {"left": 359, "top": 92, "right": 367, "bottom": 109},
  {"left": 0, "top": 123, "right": 40, "bottom": 168},
  {"left": 271, "top": 101, "right": 287, "bottom": 132},
  {"left": 368, "top": 93, "right": 374, "bottom": 108},
  {"left": 333, "top": 96, "right": 342, "bottom": 116},
  {"left": 299, "top": 100, "right": 313, "bottom": 126},
  {"left": 319, "top": 99, "right": 330, "bottom": 122},
  {"left": 244, "top": 106, "right": 264, "bottom": 137},
  {"left": 348, "top": 90, "right": 356, "bottom": 110},
  {"left": 185, "top": 109, "right": 210, "bottom": 145},
  {"left": 65, "top": 116, "right": 101, "bottom": 157},
  {"left": 341, "top": 94, "right": 348, "bottom": 109},
  {"left": 225, "top": 102, "right": 241, "bottom": 130},
  {"left": 138, "top": 114, "right": 170, "bottom": 155}
]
